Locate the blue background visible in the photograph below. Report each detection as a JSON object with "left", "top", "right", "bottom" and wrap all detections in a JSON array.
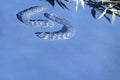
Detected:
[{"left": 0, "top": 0, "right": 120, "bottom": 80}]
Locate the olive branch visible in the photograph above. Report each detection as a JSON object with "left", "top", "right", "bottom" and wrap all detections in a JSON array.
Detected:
[{"left": 40, "top": 0, "right": 120, "bottom": 23}]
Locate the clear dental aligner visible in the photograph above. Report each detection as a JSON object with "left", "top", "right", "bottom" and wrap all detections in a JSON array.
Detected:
[
  {"left": 16, "top": 6, "right": 75, "bottom": 40},
  {"left": 35, "top": 13, "right": 75, "bottom": 40},
  {"left": 16, "top": 6, "right": 54, "bottom": 27}
]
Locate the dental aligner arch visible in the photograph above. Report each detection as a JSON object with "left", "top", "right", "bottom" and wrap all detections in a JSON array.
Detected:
[
  {"left": 16, "top": 6, "right": 75, "bottom": 40},
  {"left": 16, "top": 6, "right": 54, "bottom": 27}
]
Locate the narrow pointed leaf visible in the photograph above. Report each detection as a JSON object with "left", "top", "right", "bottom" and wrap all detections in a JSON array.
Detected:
[
  {"left": 104, "top": 15, "right": 111, "bottom": 23},
  {"left": 111, "top": 12, "right": 116, "bottom": 24},
  {"left": 91, "top": 8, "right": 96, "bottom": 19},
  {"left": 46, "top": 0, "right": 55, "bottom": 7},
  {"left": 56, "top": 0, "right": 68, "bottom": 9},
  {"left": 80, "top": 0, "right": 85, "bottom": 9},
  {"left": 59, "top": 1, "right": 69, "bottom": 9},
  {"left": 98, "top": 8, "right": 108, "bottom": 19}
]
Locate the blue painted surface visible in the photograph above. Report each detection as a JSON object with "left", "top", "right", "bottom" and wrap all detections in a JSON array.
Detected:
[{"left": 0, "top": 0, "right": 120, "bottom": 80}]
